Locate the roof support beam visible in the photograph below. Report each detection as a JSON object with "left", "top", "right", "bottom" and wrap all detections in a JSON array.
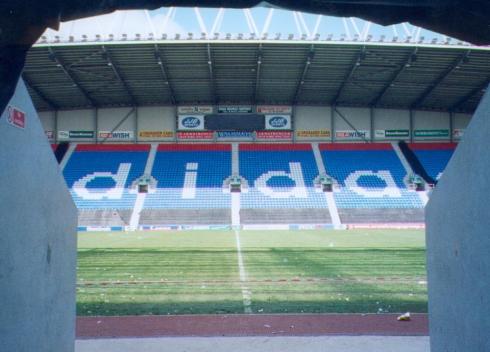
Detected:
[
  {"left": 331, "top": 46, "right": 366, "bottom": 105},
  {"left": 293, "top": 45, "right": 315, "bottom": 105},
  {"left": 154, "top": 44, "right": 177, "bottom": 105},
  {"left": 253, "top": 43, "right": 263, "bottom": 104},
  {"left": 207, "top": 43, "right": 218, "bottom": 104},
  {"left": 370, "top": 47, "right": 418, "bottom": 107},
  {"left": 101, "top": 46, "right": 137, "bottom": 106},
  {"left": 22, "top": 74, "right": 59, "bottom": 110},
  {"left": 411, "top": 50, "right": 471, "bottom": 109},
  {"left": 450, "top": 77, "right": 490, "bottom": 112},
  {"left": 48, "top": 47, "right": 97, "bottom": 107}
]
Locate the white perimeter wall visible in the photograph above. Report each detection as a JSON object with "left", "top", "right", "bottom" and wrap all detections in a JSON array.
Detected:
[
  {"left": 39, "top": 105, "right": 472, "bottom": 143},
  {"left": 39, "top": 106, "right": 176, "bottom": 143}
]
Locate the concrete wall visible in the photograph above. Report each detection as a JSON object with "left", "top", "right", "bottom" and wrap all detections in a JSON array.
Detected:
[
  {"left": 58, "top": 109, "right": 95, "bottom": 142},
  {"left": 426, "top": 88, "right": 490, "bottom": 352},
  {"left": 413, "top": 111, "right": 450, "bottom": 141},
  {"left": 373, "top": 109, "right": 411, "bottom": 142},
  {"left": 39, "top": 105, "right": 466, "bottom": 143},
  {"left": 137, "top": 106, "right": 176, "bottom": 142},
  {"left": 0, "top": 79, "right": 77, "bottom": 351}
]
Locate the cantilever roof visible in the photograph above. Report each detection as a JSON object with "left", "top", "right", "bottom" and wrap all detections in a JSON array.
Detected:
[{"left": 23, "top": 40, "right": 490, "bottom": 113}]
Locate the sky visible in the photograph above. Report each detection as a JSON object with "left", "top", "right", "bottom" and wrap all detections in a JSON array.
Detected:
[{"left": 43, "top": 6, "right": 452, "bottom": 43}]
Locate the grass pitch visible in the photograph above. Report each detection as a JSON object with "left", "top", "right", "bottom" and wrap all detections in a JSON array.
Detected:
[{"left": 77, "top": 229, "right": 426, "bottom": 316}]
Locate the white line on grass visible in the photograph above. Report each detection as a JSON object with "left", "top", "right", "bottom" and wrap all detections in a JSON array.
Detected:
[{"left": 234, "top": 229, "right": 253, "bottom": 314}]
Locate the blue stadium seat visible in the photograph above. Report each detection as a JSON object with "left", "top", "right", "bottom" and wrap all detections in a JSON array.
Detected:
[
  {"left": 320, "top": 144, "right": 423, "bottom": 209},
  {"left": 410, "top": 143, "right": 456, "bottom": 181},
  {"left": 63, "top": 144, "right": 149, "bottom": 209},
  {"left": 144, "top": 144, "right": 231, "bottom": 209},
  {"left": 240, "top": 144, "right": 326, "bottom": 208}
]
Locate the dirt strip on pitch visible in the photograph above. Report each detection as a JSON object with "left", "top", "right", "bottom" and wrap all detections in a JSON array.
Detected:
[{"left": 77, "top": 313, "right": 428, "bottom": 339}]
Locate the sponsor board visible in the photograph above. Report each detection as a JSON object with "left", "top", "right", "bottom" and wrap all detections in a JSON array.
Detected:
[
  {"left": 98, "top": 131, "right": 134, "bottom": 140},
  {"left": 375, "top": 129, "right": 410, "bottom": 138},
  {"left": 347, "top": 223, "right": 425, "bottom": 229},
  {"left": 242, "top": 224, "right": 291, "bottom": 230},
  {"left": 45, "top": 130, "right": 54, "bottom": 139},
  {"left": 256, "top": 131, "right": 293, "bottom": 140},
  {"left": 6, "top": 106, "right": 26, "bottom": 129},
  {"left": 335, "top": 130, "right": 370, "bottom": 139},
  {"left": 86, "top": 226, "right": 112, "bottom": 232},
  {"left": 265, "top": 114, "right": 291, "bottom": 130},
  {"left": 177, "top": 106, "right": 213, "bottom": 114},
  {"left": 257, "top": 105, "right": 292, "bottom": 114},
  {"left": 414, "top": 129, "right": 449, "bottom": 138},
  {"left": 177, "top": 131, "right": 214, "bottom": 140},
  {"left": 289, "top": 224, "right": 336, "bottom": 230},
  {"left": 209, "top": 225, "right": 231, "bottom": 230},
  {"left": 138, "top": 131, "right": 174, "bottom": 139},
  {"left": 58, "top": 130, "right": 94, "bottom": 139},
  {"left": 178, "top": 115, "right": 205, "bottom": 130},
  {"left": 296, "top": 130, "right": 331, "bottom": 138},
  {"left": 453, "top": 128, "right": 465, "bottom": 139},
  {"left": 216, "top": 131, "right": 254, "bottom": 139},
  {"left": 218, "top": 105, "right": 252, "bottom": 114}
]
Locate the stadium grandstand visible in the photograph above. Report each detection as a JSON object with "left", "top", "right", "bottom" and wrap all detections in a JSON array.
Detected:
[
  {"left": 25, "top": 8, "right": 489, "bottom": 231},
  {"left": 3, "top": 4, "right": 490, "bottom": 352}
]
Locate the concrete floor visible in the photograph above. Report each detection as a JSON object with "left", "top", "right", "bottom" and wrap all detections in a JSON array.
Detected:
[{"left": 76, "top": 336, "right": 430, "bottom": 352}]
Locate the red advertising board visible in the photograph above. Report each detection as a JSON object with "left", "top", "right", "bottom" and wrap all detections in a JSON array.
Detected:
[
  {"left": 177, "top": 131, "right": 214, "bottom": 140},
  {"left": 7, "top": 106, "right": 25, "bottom": 129},
  {"left": 256, "top": 131, "right": 293, "bottom": 140}
]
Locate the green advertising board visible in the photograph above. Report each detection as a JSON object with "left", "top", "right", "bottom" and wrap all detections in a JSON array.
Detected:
[
  {"left": 385, "top": 129, "right": 410, "bottom": 137},
  {"left": 414, "top": 129, "right": 449, "bottom": 138},
  {"left": 375, "top": 129, "right": 410, "bottom": 138},
  {"left": 58, "top": 130, "right": 94, "bottom": 139}
]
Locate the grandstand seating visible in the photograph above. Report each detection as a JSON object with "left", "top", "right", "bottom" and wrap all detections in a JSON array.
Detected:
[
  {"left": 240, "top": 144, "right": 326, "bottom": 208},
  {"left": 60, "top": 142, "right": 458, "bottom": 227},
  {"left": 409, "top": 143, "right": 456, "bottom": 182},
  {"left": 320, "top": 143, "right": 423, "bottom": 223},
  {"left": 239, "top": 144, "right": 330, "bottom": 224},
  {"left": 63, "top": 144, "right": 149, "bottom": 212},
  {"left": 140, "top": 144, "right": 232, "bottom": 225}
]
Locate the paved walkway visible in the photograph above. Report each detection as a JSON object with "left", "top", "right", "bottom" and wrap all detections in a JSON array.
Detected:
[{"left": 76, "top": 336, "right": 430, "bottom": 352}]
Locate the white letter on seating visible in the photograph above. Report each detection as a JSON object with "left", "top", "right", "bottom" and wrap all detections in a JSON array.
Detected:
[
  {"left": 73, "top": 163, "right": 131, "bottom": 200},
  {"left": 254, "top": 162, "right": 307, "bottom": 198},
  {"left": 344, "top": 170, "right": 402, "bottom": 198}
]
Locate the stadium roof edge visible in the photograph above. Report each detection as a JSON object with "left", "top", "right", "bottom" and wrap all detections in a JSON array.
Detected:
[{"left": 33, "top": 39, "right": 489, "bottom": 52}]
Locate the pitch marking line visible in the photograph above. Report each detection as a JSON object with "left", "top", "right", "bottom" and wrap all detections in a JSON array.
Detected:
[{"left": 234, "top": 229, "right": 253, "bottom": 314}]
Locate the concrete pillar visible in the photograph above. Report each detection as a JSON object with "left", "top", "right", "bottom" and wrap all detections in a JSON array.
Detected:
[
  {"left": 426, "top": 87, "right": 490, "bottom": 352},
  {"left": 0, "top": 79, "right": 77, "bottom": 351}
]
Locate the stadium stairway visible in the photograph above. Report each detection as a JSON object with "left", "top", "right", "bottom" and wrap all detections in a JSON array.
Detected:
[
  {"left": 128, "top": 143, "right": 158, "bottom": 230},
  {"left": 312, "top": 142, "right": 342, "bottom": 228},
  {"left": 54, "top": 142, "right": 69, "bottom": 164},
  {"left": 391, "top": 142, "right": 429, "bottom": 206},
  {"left": 59, "top": 143, "right": 77, "bottom": 171},
  {"left": 407, "top": 143, "right": 457, "bottom": 183},
  {"left": 398, "top": 141, "right": 437, "bottom": 185}
]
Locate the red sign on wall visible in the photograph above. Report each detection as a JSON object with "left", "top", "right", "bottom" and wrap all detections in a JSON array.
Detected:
[
  {"left": 177, "top": 131, "right": 214, "bottom": 140},
  {"left": 7, "top": 106, "right": 26, "bottom": 129},
  {"left": 256, "top": 131, "right": 293, "bottom": 140}
]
